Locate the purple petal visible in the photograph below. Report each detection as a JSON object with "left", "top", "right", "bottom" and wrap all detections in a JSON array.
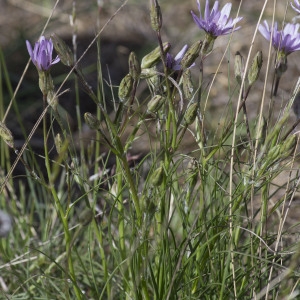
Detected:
[
  {"left": 191, "top": 0, "right": 242, "bottom": 37},
  {"left": 174, "top": 45, "right": 188, "bottom": 61},
  {"left": 26, "top": 41, "right": 33, "bottom": 60}
]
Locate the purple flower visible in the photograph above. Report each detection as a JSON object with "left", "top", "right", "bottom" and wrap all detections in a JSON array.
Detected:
[
  {"left": 166, "top": 45, "right": 195, "bottom": 71},
  {"left": 258, "top": 21, "right": 300, "bottom": 55},
  {"left": 291, "top": 0, "right": 300, "bottom": 14},
  {"left": 26, "top": 36, "right": 60, "bottom": 71},
  {"left": 191, "top": 0, "right": 243, "bottom": 38}
]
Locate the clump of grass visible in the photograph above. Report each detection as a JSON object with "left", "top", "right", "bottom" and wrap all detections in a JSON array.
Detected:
[{"left": 1, "top": 0, "right": 300, "bottom": 299}]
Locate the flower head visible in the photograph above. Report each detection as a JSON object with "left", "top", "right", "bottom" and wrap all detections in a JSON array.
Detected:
[
  {"left": 291, "top": 0, "right": 300, "bottom": 14},
  {"left": 166, "top": 45, "right": 195, "bottom": 71},
  {"left": 191, "top": 0, "right": 243, "bottom": 38},
  {"left": 258, "top": 21, "right": 300, "bottom": 55},
  {"left": 26, "top": 36, "right": 60, "bottom": 72}
]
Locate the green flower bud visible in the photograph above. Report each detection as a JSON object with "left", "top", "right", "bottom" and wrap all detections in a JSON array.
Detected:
[
  {"left": 54, "top": 133, "right": 62, "bottom": 155},
  {"left": 184, "top": 102, "right": 199, "bottom": 125},
  {"left": 50, "top": 33, "right": 74, "bottom": 67},
  {"left": 150, "top": 164, "right": 165, "bottom": 186},
  {"left": 150, "top": 0, "right": 162, "bottom": 32},
  {"left": 247, "top": 51, "right": 263, "bottom": 87},
  {"left": 234, "top": 51, "right": 244, "bottom": 85},
  {"left": 147, "top": 95, "right": 165, "bottom": 113},
  {"left": 118, "top": 73, "right": 134, "bottom": 102},
  {"left": 129, "top": 52, "right": 141, "bottom": 81},
  {"left": 182, "top": 69, "right": 194, "bottom": 100},
  {"left": 181, "top": 40, "right": 202, "bottom": 70},
  {"left": 141, "top": 42, "right": 171, "bottom": 69},
  {"left": 84, "top": 112, "right": 101, "bottom": 130},
  {"left": 0, "top": 122, "right": 14, "bottom": 148}
]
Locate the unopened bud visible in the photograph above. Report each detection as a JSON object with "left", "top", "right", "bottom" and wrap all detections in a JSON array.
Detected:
[
  {"left": 0, "top": 122, "right": 14, "bottom": 148},
  {"left": 141, "top": 67, "right": 159, "bottom": 79},
  {"left": 118, "top": 74, "right": 133, "bottom": 102},
  {"left": 54, "top": 133, "right": 62, "bottom": 155},
  {"left": 150, "top": 0, "right": 162, "bottom": 31},
  {"left": 248, "top": 51, "right": 263, "bottom": 87},
  {"left": 234, "top": 51, "right": 244, "bottom": 85},
  {"left": 182, "top": 69, "right": 194, "bottom": 100},
  {"left": 147, "top": 95, "right": 165, "bottom": 113},
  {"left": 129, "top": 52, "right": 141, "bottom": 81},
  {"left": 181, "top": 41, "right": 202, "bottom": 69},
  {"left": 141, "top": 42, "right": 171, "bottom": 69},
  {"left": 184, "top": 102, "right": 198, "bottom": 125},
  {"left": 150, "top": 164, "right": 165, "bottom": 186},
  {"left": 51, "top": 33, "right": 74, "bottom": 67},
  {"left": 84, "top": 112, "right": 101, "bottom": 130}
]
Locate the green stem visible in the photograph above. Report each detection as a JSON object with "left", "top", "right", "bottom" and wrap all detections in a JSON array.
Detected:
[{"left": 42, "top": 94, "right": 82, "bottom": 299}]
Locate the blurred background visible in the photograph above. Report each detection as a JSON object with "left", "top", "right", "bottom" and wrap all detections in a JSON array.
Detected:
[{"left": 1, "top": 0, "right": 300, "bottom": 161}]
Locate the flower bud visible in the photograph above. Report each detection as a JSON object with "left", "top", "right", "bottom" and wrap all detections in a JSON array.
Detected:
[
  {"left": 141, "top": 67, "right": 159, "bottom": 79},
  {"left": 234, "top": 51, "right": 244, "bottom": 85},
  {"left": 150, "top": 164, "right": 165, "bottom": 186},
  {"left": 84, "top": 112, "right": 101, "bottom": 130},
  {"left": 150, "top": 0, "right": 162, "bottom": 32},
  {"left": 129, "top": 52, "right": 141, "bottom": 81},
  {"left": 0, "top": 121, "right": 14, "bottom": 148},
  {"left": 247, "top": 51, "right": 263, "bottom": 87},
  {"left": 184, "top": 102, "right": 199, "bottom": 125},
  {"left": 147, "top": 95, "right": 165, "bottom": 113},
  {"left": 182, "top": 69, "right": 194, "bottom": 100},
  {"left": 50, "top": 33, "right": 74, "bottom": 67},
  {"left": 181, "top": 41, "right": 202, "bottom": 70},
  {"left": 118, "top": 74, "right": 134, "bottom": 102},
  {"left": 141, "top": 42, "right": 171, "bottom": 69},
  {"left": 54, "top": 133, "right": 63, "bottom": 155}
]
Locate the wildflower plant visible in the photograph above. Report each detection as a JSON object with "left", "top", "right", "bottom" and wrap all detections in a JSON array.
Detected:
[
  {"left": 191, "top": 0, "right": 243, "bottom": 53},
  {"left": 26, "top": 36, "right": 60, "bottom": 72},
  {"left": 1, "top": 0, "right": 300, "bottom": 299},
  {"left": 259, "top": 21, "right": 300, "bottom": 95}
]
